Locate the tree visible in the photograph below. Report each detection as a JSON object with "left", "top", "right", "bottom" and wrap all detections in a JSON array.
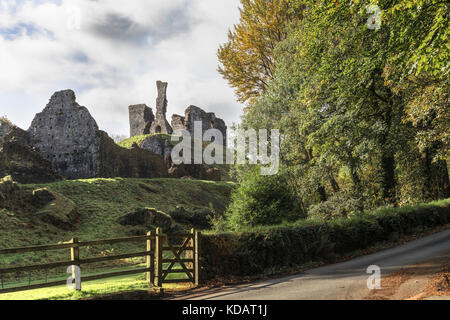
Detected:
[
  {"left": 226, "top": 166, "right": 303, "bottom": 229},
  {"left": 382, "top": 0, "right": 450, "bottom": 198},
  {"left": 222, "top": 0, "right": 449, "bottom": 223},
  {"left": 218, "top": 0, "right": 305, "bottom": 104}
]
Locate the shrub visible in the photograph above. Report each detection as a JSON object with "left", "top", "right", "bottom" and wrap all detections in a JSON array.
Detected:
[
  {"left": 307, "top": 192, "right": 362, "bottom": 220},
  {"left": 226, "top": 167, "right": 303, "bottom": 229}
]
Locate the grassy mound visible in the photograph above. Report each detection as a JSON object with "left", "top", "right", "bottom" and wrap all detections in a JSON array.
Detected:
[{"left": 0, "top": 178, "right": 234, "bottom": 249}]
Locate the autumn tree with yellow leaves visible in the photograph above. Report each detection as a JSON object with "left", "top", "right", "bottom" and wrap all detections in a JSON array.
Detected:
[{"left": 218, "top": 0, "right": 304, "bottom": 104}]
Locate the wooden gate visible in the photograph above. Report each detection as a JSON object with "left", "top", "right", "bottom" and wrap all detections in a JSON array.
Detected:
[
  {"left": 0, "top": 229, "right": 200, "bottom": 294},
  {"left": 154, "top": 228, "right": 199, "bottom": 287}
]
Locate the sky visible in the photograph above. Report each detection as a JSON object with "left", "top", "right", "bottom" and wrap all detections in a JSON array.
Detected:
[{"left": 0, "top": 0, "right": 243, "bottom": 137}]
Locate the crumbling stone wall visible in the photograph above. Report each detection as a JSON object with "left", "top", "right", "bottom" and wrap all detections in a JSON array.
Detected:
[
  {"left": 128, "top": 81, "right": 227, "bottom": 145},
  {"left": 139, "top": 135, "right": 173, "bottom": 164},
  {"left": 129, "top": 104, "right": 154, "bottom": 137},
  {"left": 97, "top": 131, "right": 168, "bottom": 179},
  {"left": 28, "top": 90, "right": 100, "bottom": 179},
  {"left": 149, "top": 81, "right": 173, "bottom": 135},
  {"left": 171, "top": 114, "right": 186, "bottom": 132},
  {"left": 172, "top": 105, "right": 227, "bottom": 146}
]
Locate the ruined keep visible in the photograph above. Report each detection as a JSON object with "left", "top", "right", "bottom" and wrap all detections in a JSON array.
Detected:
[
  {"left": 28, "top": 90, "right": 167, "bottom": 180},
  {"left": 129, "top": 81, "right": 227, "bottom": 146},
  {"left": 1, "top": 81, "right": 227, "bottom": 183},
  {"left": 28, "top": 90, "right": 100, "bottom": 179}
]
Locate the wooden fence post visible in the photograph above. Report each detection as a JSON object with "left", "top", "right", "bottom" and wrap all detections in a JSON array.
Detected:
[
  {"left": 193, "top": 229, "right": 200, "bottom": 287},
  {"left": 154, "top": 228, "right": 163, "bottom": 287},
  {"left": 70, "top": 238, "right": 81, "bottom": 291},
  {"left": 187, "top": 229, "right": 194, "bottom": 272},
  {"left": 146, "top": 231, "right": 154, "bottom": 286}
]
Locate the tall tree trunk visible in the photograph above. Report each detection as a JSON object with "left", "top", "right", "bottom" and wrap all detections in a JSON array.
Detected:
[
  {"left": 328, "top": 171, "right": 340, "bottom": 193},
  {"left": 421, "top": 145, "right": 450, "bottom": 200},
  {"left": 306, "top": 148, "right": 328, "bottom": 202},
  {"left": 349, "top": 158, "right": 364, "bottom": 212},
  {"left": 371, "top": 69, "right": 398, "bottom": 205},
  {"left": 421, "top": 148, "right": 433, "bottom": 200},
  {"left": 381, "top": 151, "right": 397, "bottom": 204},
  {"left": 436, "top": 159, "right": 450, "bottom": 198},
  {"left": 317, "top": 186, "right": 327, "bottom": 202}
]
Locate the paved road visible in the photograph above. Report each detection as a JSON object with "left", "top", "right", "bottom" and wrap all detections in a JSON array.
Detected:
[{"left": 177, "top": 229, "right": 450, "bottom": 300}]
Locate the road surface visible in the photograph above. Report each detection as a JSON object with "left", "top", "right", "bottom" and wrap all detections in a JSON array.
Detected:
[{"left": 174, "top": 229, "right": 450, "bottom": 300}]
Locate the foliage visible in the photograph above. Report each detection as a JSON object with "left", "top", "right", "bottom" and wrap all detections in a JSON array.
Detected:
[
  {"left": 223, "top": 0, "right": 449, "bottom": 219},
  {"left": 217, "top": 0, "right": 305, "bottom": 104},
  {"left": 382, "top": 0, "right": 450, "bottom": 156},
  {"left": 225, "top": 166, "right": 304, "bottom": 229},
  {"left": 307, "top": 192, "right": 363, "bottom": 221},
  {"left": 200, "top": 198, "right": 450, "bottom": 280}
]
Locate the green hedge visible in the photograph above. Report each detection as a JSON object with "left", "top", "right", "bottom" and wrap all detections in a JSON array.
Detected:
[{"left": 199, "top": 200, "right": 450, "bottom": 280}]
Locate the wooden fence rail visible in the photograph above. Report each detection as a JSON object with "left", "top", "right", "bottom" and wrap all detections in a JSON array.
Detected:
[{"left": 0, "top": 229, "right": 200, "bottom": 295}]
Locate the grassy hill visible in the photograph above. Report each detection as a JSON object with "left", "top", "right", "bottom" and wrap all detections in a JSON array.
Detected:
[
  {"left": 0, "top": 178, "right": 234, "bottom": 248},
  {"left": 0, "top": 177, "right": 234, "bottom": 284},
  {"left": 0, "top": 177, "right": 234, "bottom": 299}
]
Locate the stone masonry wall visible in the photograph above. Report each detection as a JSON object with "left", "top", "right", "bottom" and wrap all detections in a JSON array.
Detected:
[
  {"left": 28, "top": 90, "right": 100, "bottom": 179},
  {"left": 129, "top": 104, "right": 154, "bottom": 137},
  {"left": 173, "top": 105, "right": 227, "bottom": 146}
]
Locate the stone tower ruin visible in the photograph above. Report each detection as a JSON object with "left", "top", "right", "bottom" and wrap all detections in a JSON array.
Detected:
[
  {"left": 149, "top": 81, "right": 173, "bottom": 135},
  {"left": 128, "top": 81, "right": 227, "bottom": 146}
]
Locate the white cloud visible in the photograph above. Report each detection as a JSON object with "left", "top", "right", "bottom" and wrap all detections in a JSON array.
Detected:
[{"left": 0, "top": 0, "right": 242, "bottom": 136}]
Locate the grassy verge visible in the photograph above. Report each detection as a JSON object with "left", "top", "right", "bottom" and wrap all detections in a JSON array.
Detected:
[{"left": 0, "top": 270, "right": 191, "bottom": 300}]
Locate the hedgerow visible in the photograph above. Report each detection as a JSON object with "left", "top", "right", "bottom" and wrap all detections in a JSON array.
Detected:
[{"left": 200, "top": 199, "right": 450, "bottom": 280}]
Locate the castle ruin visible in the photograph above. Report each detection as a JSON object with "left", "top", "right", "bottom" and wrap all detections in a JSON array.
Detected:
[
  {"left": 129, "top": 81, "right": 227, "bottom": 146},
  {"left": 27, "top": 90, "right": 167, "bottom": 180},
  {"left": 0, "top": 81, "right": 227, "bottom": 183}
]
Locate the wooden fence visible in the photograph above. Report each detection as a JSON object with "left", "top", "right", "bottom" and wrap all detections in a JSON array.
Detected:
[{"left": 0, "top": 228, "right": 200, "bottom": 294}]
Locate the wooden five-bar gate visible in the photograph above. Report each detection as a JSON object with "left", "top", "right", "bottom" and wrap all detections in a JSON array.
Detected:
[{"left": 0, "top": 228, "right": 200, "bottom": 294}]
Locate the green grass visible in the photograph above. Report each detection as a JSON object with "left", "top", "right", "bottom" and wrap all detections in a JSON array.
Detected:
[
  {"left": 0, "top": 177, "right": 233, "bottom": 247},
  {"left": 117, "top": 133, "right": 174, "bottom": 149},
  {"left": 0, "top": 177, "right": 234, "bottom": 296},
  {"left": 0, "top": 268, "right": 190, "bottom": 300}
]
